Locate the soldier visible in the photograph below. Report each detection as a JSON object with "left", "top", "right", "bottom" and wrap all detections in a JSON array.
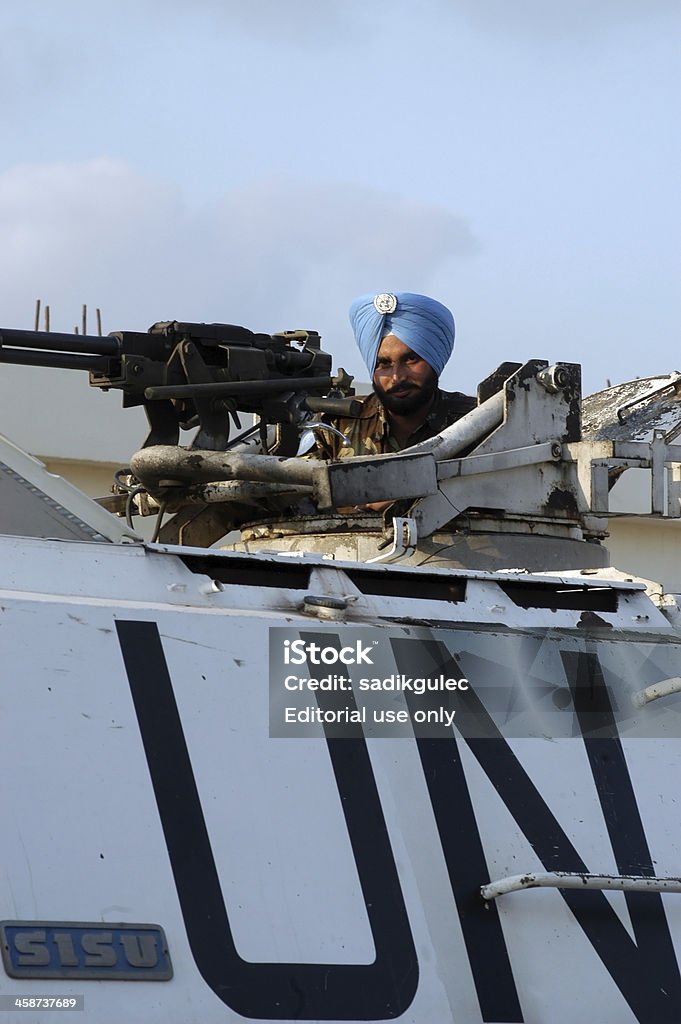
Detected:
[{"left": 313, "top": 291, "right": 475, "bottom": 461}]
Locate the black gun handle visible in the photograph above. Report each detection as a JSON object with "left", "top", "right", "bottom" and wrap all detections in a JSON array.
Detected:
[{"left": 303, "top": 396, "right": 363, "bottom": 418}]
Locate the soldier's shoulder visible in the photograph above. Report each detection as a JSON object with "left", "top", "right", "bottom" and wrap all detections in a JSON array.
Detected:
[
  {"left": 354, "top": 392, "right": 381, "bottom": 416},
  {"left": 437, "top": 389, "right": 478, "bottom": 421}
]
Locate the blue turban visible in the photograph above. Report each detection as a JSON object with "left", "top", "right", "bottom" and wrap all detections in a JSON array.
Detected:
[{"left": 348, "top": 291, "right": 455, "bottom": 376}]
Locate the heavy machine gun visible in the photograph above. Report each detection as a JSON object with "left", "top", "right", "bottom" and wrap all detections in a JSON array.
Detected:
[
  {"left": 0, "top": 321, "right": 358, "bottom": 453},
  {"left": 5, "top": 319, "right": 681, "bottom": 570}
]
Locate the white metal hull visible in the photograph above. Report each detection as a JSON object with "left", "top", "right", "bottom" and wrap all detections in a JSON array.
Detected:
[{"left": 1, "top": 536, "right": 680, "bottom": 1022}]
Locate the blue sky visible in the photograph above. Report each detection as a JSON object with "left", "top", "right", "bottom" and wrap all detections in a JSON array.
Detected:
[{"left": 0, "top": 0, "right": 678, "bottom": 425}]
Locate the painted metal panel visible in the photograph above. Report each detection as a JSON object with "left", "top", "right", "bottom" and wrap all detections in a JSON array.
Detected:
[{"left": 0, "top": 538, "right": 680, "bottom": 1022}]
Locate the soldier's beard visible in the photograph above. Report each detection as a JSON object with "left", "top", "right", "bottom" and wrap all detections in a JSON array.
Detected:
[{"left": 374, "top": 373, "right": 438, "bottom": 416}]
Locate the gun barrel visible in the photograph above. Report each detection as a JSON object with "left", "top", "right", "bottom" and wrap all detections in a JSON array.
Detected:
[
  {"left": 0, "top": 348, "right": 113, "bottom": 372},
  {"left": 0, "top": 328, "right": 120, "bottom": 357},
  {"left": 145, "top": 377, "right": 336, "bottom": 401}
]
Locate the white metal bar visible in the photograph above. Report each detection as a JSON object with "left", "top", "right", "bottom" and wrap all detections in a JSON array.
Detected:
[
  {"left": 436, "top": 442, "right": 558, "bottom": 482},
  {"left": 402, "top": 389, "right": 505, "bottom": 460},
  {"left": 668, "top": 463, "right": 681, "bottom": 518},
  {"left": 632, "top": 677, "right": 681, "bottom": 707},
  {"left": 651, "top": 431, "right": 666, "bottom": 515},
  {"left": 591, "top": 461, "right": 611, "bottom": 513},
  {"left": 481, "top": 872, "right": 681, "bottom": 901},
  {"left": 613, "top": 440, "right": 681, "bottom": 463}
]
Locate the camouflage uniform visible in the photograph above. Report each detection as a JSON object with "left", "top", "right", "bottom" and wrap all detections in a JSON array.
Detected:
[{"left": 312, "top": 389, "right": 477, "bottom": 460}]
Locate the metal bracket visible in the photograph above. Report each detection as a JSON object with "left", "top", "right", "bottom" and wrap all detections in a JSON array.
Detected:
[
  {"left": 315, "top": 452, "right": 438, "bottom": 510},
  {"left": 367, "top": 517, "right": 418, "bottom": 564},
  {"left": 568, "top": 438, "right": 681, "bottom": 519}
]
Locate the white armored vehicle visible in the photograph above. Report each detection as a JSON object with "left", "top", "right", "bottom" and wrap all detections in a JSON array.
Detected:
[{"left": 1, "top": 321, "right": 681, "bottom": 1023}]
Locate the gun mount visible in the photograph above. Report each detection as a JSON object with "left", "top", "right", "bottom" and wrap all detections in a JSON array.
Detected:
[
  {"left": 120, "top": 353, "right": 681, "bottom": 573},
  {"left": 124, "top": 357, "right": 592, "bottom": 557},
  {"left": 4, "top": 318, "right": 681, "bottom": 579},
  {"left": 0, "top": 321, "right": 357, "bottom": 452}
]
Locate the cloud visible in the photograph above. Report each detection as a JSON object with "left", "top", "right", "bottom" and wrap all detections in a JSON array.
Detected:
[
  {"left": 0, "top": 159, "right": 182, "bottom": 331},
  {"left": 145, "top": 0, "right": 370, "bottom": 44},
  {"left": 0, "top": 4, "right": 108, "bottom": 98},
  {"left": 450, "top": 0, "right": 679, "bottom": 39},
  {"left": 149, "top": 0, "right": 679, "bottom": 47},
  {"left": 0, "top": 160, "right": 477, "bottom": 381},
  {"left": 189, "top": 178, "right": 477, "bottom": 332}
]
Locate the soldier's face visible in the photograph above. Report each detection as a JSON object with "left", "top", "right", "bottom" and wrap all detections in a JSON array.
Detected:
[{"left": 373, "top": 335, "right": 438, "bottom": 415}]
